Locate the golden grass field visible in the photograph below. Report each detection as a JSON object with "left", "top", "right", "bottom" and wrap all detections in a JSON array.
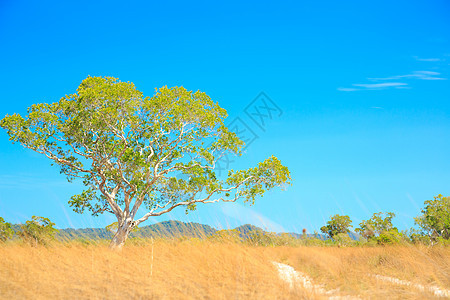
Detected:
[{"left": 0, "top": 240, "right": 449, "bottom": 299}]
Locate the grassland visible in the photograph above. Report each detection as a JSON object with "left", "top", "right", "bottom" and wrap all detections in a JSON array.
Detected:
[{"left": 0, "top": 240, "right": 449, "bottom": 299}]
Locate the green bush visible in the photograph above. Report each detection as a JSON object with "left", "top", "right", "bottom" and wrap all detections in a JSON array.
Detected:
[
  {"left": 19, "top": 216, "right": 59, "bottom": 246},
  {"left": 376, "top": 229, "right": 404, "bottom": 245},
  {"left": 355, "top": 212, "right": 405, "bottom": 245},
  {"left": 0, "top": 217, "right": 14, "bottom": 242},
  {"left": 334, "top": 232, "right": 355, "bottom": 246}
]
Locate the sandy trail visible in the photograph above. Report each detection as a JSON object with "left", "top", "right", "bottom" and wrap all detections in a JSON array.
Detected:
[
  {"left": 274, "top": 261, "right": 450, "bottom": 299},
  {"left": 372, "top": 274, "right": 450, "bottom": 298},
  {"left": 273, "top": 262, "right": 360, "bottom": 299}
]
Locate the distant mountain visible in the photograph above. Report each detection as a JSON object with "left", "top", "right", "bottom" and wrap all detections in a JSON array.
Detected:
[
  {"left": 57, "top": 220, "right": 216, "bottom": 241},
  {"left": 233, "top": 224, "right": 265, "bottom": 237},
  {"left": 58, "top": 227, "right": 113, "bottom": 240},
  {"left": 130, "top": 220, "right": 216, "bottom": 239},
  {"left": 232, "top": 225, "right": 330, "bottom": 240},
  {"left": 9, "top": 220, "right": 359, "bottom": 241}
]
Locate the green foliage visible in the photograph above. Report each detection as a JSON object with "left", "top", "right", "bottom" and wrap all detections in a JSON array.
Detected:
[
  {"left": 1, "top": 77, "right": 291, "bottom": 245},
  {"left": 376, "top": 229, "right": 404, "bottom": 245},
  {"left": 0, "top": 217, "right": 14, "bottom": 242},
  {"left": 355, "top": 212, "right": 404, "bottom": 245},
  {"left": 19, "top": 216, "right": 59, "bottom": 246},
  {"left": 320, "top": 214, "right": 353, "bottom": 239},
  {"left": 406, "top": 228, "right": 428, "bottom": 244},
  {"left": 415, "top": 194, "right": 450, "bottom": 241},
  {"left": 333, "top": 232, "right": 355, "bottom": 246},
  {"left": 355, "top": 212, "right": 396, "bottom": 239}
]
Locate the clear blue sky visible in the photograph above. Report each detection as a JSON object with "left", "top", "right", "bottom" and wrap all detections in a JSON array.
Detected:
[{"left": 0, "top": 0, "right": 449, "bottom": 233}]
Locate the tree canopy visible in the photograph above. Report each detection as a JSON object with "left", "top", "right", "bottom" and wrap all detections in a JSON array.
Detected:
[
  {"left": 0, "top": 217, "right": 13, "bottom": 242},
  {"left": 355, "top": 212, "right": 397, "bottom": 239},
  {"left": 415, "top": 194, "right": 450, "bottom": 241},
  {"left": 1, "top": 76, "right": 291, "bottom": 248},
  {"left": 320, "top": 214, "right": 352, "bottom": 239},
  {"left": 355, "top": 212, "right": 403, "bottom": 245}
]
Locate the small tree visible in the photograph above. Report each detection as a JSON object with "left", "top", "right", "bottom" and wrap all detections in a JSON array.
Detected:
[
  {"left": 19, "top": 216, "right": 59, "bottom": 246},
  {"left": 415, "top": 194, "right": 450, "bottom": 241},
  {"left": 0, "top": 217, "right": 14, "bottom": 242},
  {"left": 320, "top": 214, "right": 352, "bottom": 239},
  {"left": 355, "top": 212, "right": 396, "bottom": 239},
  {"left": 1, "top": 76, "right": 291, "bottom": 249},
  {"left": 355, "top": 212, "right": 403, "bottom": 245}
]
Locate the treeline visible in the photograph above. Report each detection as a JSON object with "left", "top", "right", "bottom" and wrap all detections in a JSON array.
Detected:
[
  {"left": 0, "top": 194, "right": 449, "bottom": 247},
  {"left": 319, "top": 194, "right": 450, "bottom": 246}
]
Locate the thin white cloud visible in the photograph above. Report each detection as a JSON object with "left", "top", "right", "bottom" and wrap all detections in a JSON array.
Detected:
[
  {"left": 368, "top": 71, "right": 446, "bottom": 81},
  {"left": 337, "top": 87, "right": 359, "bottom": 92},
  {"left": 413, "top": 56, "right": 442, "bottom": 62},
  {"left": 416, "top": 71, "right": 440, "bottom": 75},
  {"left": 353, "top": 82, "right": 408, "bottom": 89},
  {"left": 338, "top": 54, "right": 447, "bottom": 92},
  {"left": 338, "top": 82, "right": 408, "bottom": 92}
]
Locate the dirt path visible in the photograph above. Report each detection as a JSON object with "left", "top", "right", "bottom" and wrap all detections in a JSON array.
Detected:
[
  {"left": 372, "top": 274, "right": 450, "bottom": 298},
  {"left": 274, "top": 261, "right": 450, "bottom": 299},
  {"left": 273, "top": 262, "right": 361, "bottom": 299}
]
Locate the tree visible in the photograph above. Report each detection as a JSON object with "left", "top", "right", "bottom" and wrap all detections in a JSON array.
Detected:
[
  {"left": 1, "top": 76, "right": 291, "bottom": 249},
  {"left": 415, "top": 194, "right": 450, "bottom": 241},
  {"left": 320, "top": 214, "right": 352, "bottom": 239},
  {"left": 0, "top": 217, "right": 14, "bottom": 242},
  {"left": 355, "top": 212, "right": 396, "bottom": 240},
  {"left": 19, "top": 216, "right": 59, "bottom": 246},
  {"left": 355, "top": 212, "right": 404, "bottom": 245}
]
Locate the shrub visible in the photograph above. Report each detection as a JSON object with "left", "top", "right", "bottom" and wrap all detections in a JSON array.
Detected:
[
  {"left": 19, "top": 216, "right": 59, "bottom": 246},
  {"left": 0, "top": 217, "right": 14, "bottom": 242},
  {"left": 334, "top": 232, "right": 355, "bottom": 246},
  {"left": 376, "top": 229, "right": 404, "bottom": 245}
]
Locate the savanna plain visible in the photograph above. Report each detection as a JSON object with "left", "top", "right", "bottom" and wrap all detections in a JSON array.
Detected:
[{"left": 1, "top": 239, "right": 449, "bottom": 299}]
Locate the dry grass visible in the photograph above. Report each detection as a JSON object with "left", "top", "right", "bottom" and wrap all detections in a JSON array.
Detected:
[
  {"left": 267, "top": 245, "right": 450, "bottom": 299},
  {"left": 0, "top": 240, "right": 449, "bottom": 299},
  {"left": 0, "top": 240, "right": 299, "bottom": 299}
]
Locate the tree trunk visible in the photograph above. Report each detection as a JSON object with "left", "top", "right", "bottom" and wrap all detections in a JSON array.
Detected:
[{"left": 109, "top": 219, "right": 134, "bottom": 250}]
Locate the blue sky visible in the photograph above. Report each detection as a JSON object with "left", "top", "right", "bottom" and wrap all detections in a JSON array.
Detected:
[{"left": 0, "top": 0, "right": 449, "bottom": 233}]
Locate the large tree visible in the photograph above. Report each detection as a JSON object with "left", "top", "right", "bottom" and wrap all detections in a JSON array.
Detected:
[{"left": 1, "top": 76, "right": 291, "bottom": 249}]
